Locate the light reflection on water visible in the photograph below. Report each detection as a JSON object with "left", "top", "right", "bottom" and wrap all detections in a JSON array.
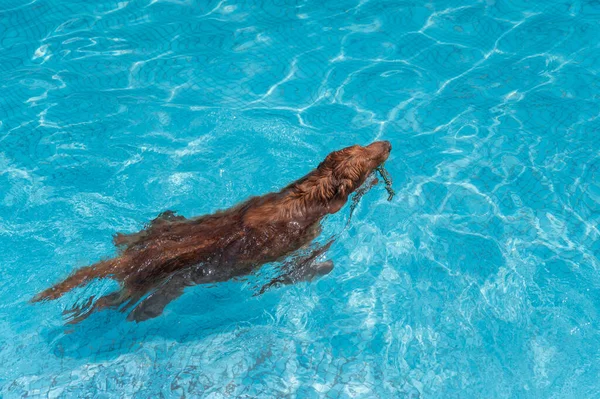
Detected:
[{"left": 1, "top": 0, "right": 599, "bottom": 397}]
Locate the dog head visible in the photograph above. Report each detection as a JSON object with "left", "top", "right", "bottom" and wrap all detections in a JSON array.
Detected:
[
  {"left": 317, "top": 140, "right": 392, "bottom": 213},
  {"left": 244, "top": 141, "right": 392, "bottom": 226}
]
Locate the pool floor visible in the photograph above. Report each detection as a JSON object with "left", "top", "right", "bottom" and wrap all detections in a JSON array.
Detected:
[{"left": 1, "top": 0, "right": 600, "bottom": 397}]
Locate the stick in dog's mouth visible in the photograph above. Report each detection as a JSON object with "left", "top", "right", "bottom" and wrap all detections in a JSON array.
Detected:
[{"left": 376, "top": 163, "right": 395, "bottom": 201}]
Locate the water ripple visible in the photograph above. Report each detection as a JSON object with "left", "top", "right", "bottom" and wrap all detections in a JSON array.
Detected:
[{"left": 2, "top": 0, "right": 600, "bottom": 397}]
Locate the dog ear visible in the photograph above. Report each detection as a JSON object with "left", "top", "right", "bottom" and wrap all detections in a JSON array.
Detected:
[{"left": 327, "top": 179, "right": 352, "bottom": 214}]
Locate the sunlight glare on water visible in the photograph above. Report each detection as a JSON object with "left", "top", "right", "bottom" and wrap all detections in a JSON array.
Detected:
[{"left": 1, "top": 0, "right": 600, "bottom": 397}]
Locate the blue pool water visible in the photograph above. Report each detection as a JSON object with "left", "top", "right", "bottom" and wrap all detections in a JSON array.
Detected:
[{"left": 1, "top": 0, "right": 600, "bottom": 397}]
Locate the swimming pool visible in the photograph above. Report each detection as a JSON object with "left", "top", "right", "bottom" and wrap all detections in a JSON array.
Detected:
[{"left": 1, "top": 0, "right": 599, "bottom": 397}]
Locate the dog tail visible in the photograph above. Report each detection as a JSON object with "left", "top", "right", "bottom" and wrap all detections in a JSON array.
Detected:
[{"left": 31, "top": 259, "right": 117, "bottom": 303}]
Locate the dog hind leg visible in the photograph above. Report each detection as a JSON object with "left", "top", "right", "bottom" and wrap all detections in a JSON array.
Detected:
[
  {"left": 127, "top": 277, "right": 186, "bottom": 322},
  {"left": 63, "top": 291, "right": 125, "bottom": 324}
]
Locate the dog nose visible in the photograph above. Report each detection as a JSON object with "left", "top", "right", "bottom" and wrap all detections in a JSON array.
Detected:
[{"left": 382, "top": 140, "right": 392, "bottom": 152}]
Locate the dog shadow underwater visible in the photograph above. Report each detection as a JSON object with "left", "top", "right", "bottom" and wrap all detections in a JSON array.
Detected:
[{"left": 42, "top": 240, "right": 344, "bottom": 364}]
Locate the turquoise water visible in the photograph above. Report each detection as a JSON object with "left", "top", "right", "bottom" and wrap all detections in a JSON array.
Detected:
[{"left": 1, "top": 0, "right": 600, "bottom": 397}]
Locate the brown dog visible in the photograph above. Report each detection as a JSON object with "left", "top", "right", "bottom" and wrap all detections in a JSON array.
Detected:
[{"left": 32, "top": 141, "right": 391, "bottom": 322}]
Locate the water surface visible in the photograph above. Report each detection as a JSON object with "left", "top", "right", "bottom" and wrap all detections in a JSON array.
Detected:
[{"left": 1, "top": 0, "right": 600, "bottom": 397}]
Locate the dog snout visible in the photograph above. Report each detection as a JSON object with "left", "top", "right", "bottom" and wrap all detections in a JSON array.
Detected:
[
  {"left": 367, "top": 140, "right": 392, "bottom": 153},
  {"left": 366, "top": 141, "right": 392, "bottom": 163},
  {"left": 376, "top": 140, "right": 392, "bottom": 153}
]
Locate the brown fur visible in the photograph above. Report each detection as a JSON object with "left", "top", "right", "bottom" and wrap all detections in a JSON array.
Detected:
[{"left": 32, "top": 141, "right": 391, "bottom": 322}]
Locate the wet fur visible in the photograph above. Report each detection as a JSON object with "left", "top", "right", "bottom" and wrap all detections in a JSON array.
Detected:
[{"left": 32, "top": 141, "right": 391, "bottom": 323}]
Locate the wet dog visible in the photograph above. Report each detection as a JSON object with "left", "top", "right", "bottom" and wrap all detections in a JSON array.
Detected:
[{"left": 32, "top": 141, "right": 392, "bottom": 323}]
